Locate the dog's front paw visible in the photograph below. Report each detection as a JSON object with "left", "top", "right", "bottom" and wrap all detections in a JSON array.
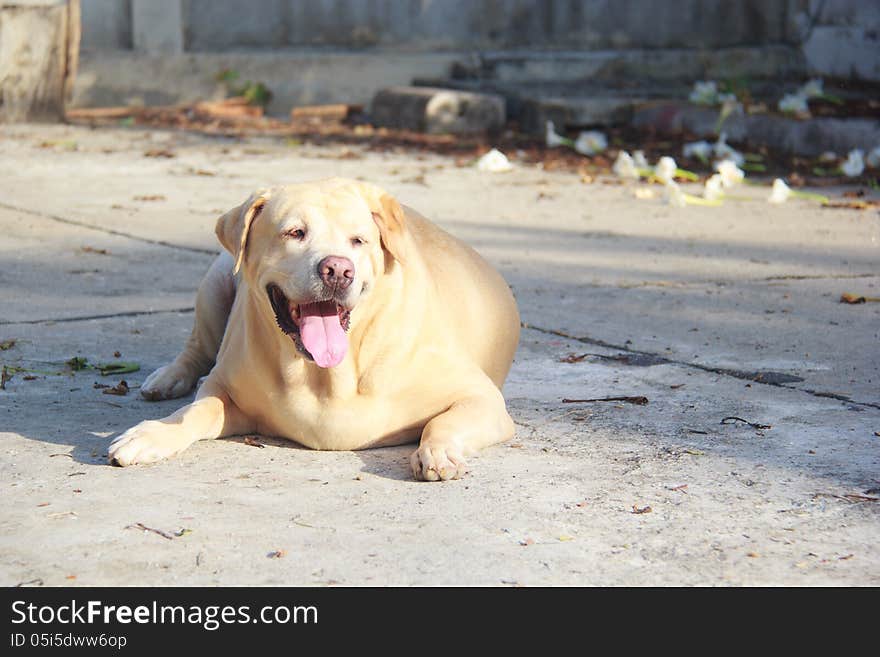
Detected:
[
  {"left": 140, "top": 363, "right": 199, "bottom": 401},
  {"left": 410, "top": 443, "right": 468, "bottom": 481},
  {"left": 108, "top": 421, "right": 187, "bottom": 466}
]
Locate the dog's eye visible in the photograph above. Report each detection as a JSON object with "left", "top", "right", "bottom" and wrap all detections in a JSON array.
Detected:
[
  {"left": 284, "top": 228, "right": 306, "bottom": 241},
  {"left": 351, "top": 236, "right": 366, "bottom": 247}
]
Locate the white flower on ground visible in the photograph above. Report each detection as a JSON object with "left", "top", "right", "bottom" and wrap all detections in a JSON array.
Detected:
[
  {"left": 800, "top": 78, "right": 824, "bottom": 98},
  {"left": 476, "top": 148, "right": 513, "bottom": 173},
  {"left": 704, "top": 174, "right": 725, "bottom": 201},
  {"left": 654, "top": 156, "right": 677, "bottom": 184},
  {"left": 683, "top": 140, "right": 713, "bottom": 162},
  {"left": 612, "top": 151, "right": 640, "bottom": 180},
  {"left": 573, "top": 130, "right": 607, "bottom": 156},
  {"left": 545, "top": 120, "right": 567, "bottom": 148},
  {"left": 867, "top": 146, "right": 880, "bottom": 169},
  {"left": 713, "top": 132, "right": 745, "bottom": 166},
  {"left": 841, "top": 149, "right": 865, "bottom": 177},
  {"left": 768, "top": 178, "right": 791, "bottom": 204},
  {"left": 633, "top": 150, "right": 649, "bottom": 169},
  {"left": 664, "top": 181, "right": 687, "bottom": 207},
  {"left": 715, "top": 159, "right": 745, "bottom": 187},
  {"left": 689, "top": 81, "right": 718, "bottom": 105},
  {"left": 779, "top": 93, "right": 809, "bottom": 114}
]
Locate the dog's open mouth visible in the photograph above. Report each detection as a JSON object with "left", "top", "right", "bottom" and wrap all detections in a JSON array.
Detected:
[{"left": 267, "top": 284, "right": 351, "bottom": 368}]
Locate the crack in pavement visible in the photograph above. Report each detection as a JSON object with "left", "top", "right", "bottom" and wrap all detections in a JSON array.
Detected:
[
  {"left": 611, "top": 272, "right": 878, "bottom": 289},
  {"left": 525, "top": 323, "right": 880, "bottom": 411},
  {"left": 0, "top": 201, "right": 218, "bottom": 256},
  {"left": 0, "top": 307, "right": 195, "bottom": 326}
]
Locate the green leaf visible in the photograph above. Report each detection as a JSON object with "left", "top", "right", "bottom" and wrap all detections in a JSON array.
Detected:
[
  {"left": 95, "top": 362, "right": 140, "bottom": 376},
  {"left": 118, "top": 117, "right": 135, "bottom": 127},
  {"left": 66, "top": 356, "right": 89, "bottom": 371},
  {"left": 741, "top": 163, "right": 766, "bottom": 172},
  {"left": 215, "top": 68, "right": 240, "bottom": 84}
]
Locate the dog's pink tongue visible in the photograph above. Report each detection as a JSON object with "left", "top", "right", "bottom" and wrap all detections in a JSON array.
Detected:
[{"left": 298, "top": 301, "right": 347, "bottom": 368}]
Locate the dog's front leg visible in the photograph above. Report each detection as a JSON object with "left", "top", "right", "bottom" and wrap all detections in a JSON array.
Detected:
[
  {"left": 410, "top": 384, "right": 515, "bottom": 481},
  {"left": 108, "top": 379, "right": 250, "bottom": 466}
]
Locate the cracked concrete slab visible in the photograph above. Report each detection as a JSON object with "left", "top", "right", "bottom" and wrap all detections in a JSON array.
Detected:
[{"left": 0, "top": 124, "right": 877, "bottom": 586}]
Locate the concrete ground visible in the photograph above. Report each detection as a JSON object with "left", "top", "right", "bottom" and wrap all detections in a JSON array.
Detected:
[{"left": 0, "top": 123, "right": 878, "bottom": 586}]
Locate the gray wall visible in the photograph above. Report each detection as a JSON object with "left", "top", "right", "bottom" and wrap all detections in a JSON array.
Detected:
[
  {"left": 83, "top": 0, "right": 800, "bottom": 52},
  {"left": 180, "top": 0, "right": 797, "bottom": 51},
  {"left": 79, "top": 0, "right": 880, "bottom": 80}
]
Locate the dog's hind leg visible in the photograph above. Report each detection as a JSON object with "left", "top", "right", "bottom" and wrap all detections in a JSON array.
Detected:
[{"left": 140, "top": 252, "right": 236, "bottom": 400}]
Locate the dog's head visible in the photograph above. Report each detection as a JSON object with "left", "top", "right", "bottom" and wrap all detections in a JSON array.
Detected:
[{"left": 216, "top": 178, "right": 407, "bottom": 368}]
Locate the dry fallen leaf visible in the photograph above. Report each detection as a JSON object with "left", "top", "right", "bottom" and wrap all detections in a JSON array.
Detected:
[
  {"left": 631, "top": 505, "right": 652, "bottom": 514},
  {"left": 143, "top": 148, "right": 175, "bottom": 158},
  {"left": 243, "top": 436, "right": 265, "bottom": 448},
  {"left": 102, "top": 380, "right": 129, "bottom": 396},
  {"left": 840, "top": 292, "right": 880, "bottom": 304}
]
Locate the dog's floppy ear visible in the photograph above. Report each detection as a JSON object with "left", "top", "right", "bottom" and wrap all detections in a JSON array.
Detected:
[
  {"left": 359, "top": 183, "right": 407, "bottom": 267},
  {"left": 215, "top": 190, "right": 270, "bottom": 274}
]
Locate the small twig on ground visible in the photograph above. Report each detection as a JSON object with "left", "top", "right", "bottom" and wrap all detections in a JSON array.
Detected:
[
  {"left": 720, "top": 416, "right": 771, "bottom": 430},
  {"left": 126, "top": 522, "right": 175, "bottom": 540},
  {"left": 563, "top": 396, "right": 648, "bottom": 405},
  {"left": 243, "top": 436, "right": 265, "bottom": 448}
]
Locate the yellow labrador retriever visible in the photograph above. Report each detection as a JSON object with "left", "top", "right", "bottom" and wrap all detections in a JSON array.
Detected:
[{"left": 108, "top": 178, "right": 519, "bottom": 480}]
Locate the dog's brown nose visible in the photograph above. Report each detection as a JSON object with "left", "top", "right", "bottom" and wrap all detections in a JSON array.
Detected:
[{"left": 318, "top": 255, "right": 354, "bottom": 290}]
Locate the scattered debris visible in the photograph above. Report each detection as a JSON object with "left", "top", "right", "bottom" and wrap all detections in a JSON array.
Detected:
[
  {"left": 631, "top": 505, "right": 653, "bottom": 514},
  {"left": 267, "top": 550, "right": 286, "bottom": 558},
  {"left": 66, "top": 356, "right": 89, "bottom": 371},
  {"left": 77, "top": 246, "right": 110, "bottom": 255},
  {"left": 95, "top": 362, "right": 140, "bottom": 376},
  {"left": 0, "top": 339, "right": 16, "bottom": 350},
  {"left": 519, "top": 538, "right": 535, "bottom": 546},
  {"left": 290, "top": 104, "right": 361, "bottom": 122},
  {"left": 666, "top": 484, "right": 689, "bottom": 493},
  {"left": 143, "top": 148, "right": 175, "bottom": 158},
  {"left": 562, "top": 396, "right": 648, "bottom": 405},
  {"left": 14, "top": 578, "right": 44, "bottom": 588},
  {"left": 476, "top": 148, "right": 513, "bottom": 173},
  {"left": 174, "top": 528, "right": 192, "bottom": 537},
  {"left": 243, "top": 436, "right": 265, "bottom": 448},
  {"left": 720, "top": 416, "right": 772, "bottom": 430},
  {"left": 102, "top": 380, "right": 129, "bottom": 396},
  {"left": 812, "top": 492, "right": 879, "bottom": 503},
  {"left": 47, "top": 511, "right": 77, "bottom": 519},
  {"left": 840, "top": 292, "right": 880, "bottom": 304},
  {"left": 132, "top": 194, "right": 166, "bottom": 202},
  {"left": 126, "top": 522, "right": 176, "bottom": 540}
]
